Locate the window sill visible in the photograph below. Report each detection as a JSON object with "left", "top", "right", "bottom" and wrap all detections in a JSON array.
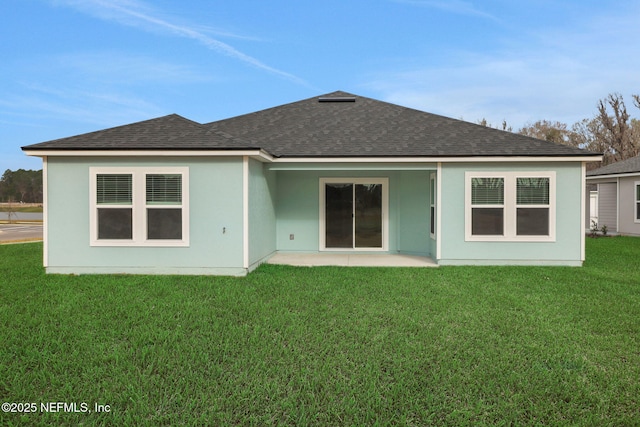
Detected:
[
  {"left": 465, "top": 235, "right": 555, "bottom": 243},
  {"left": 90, "top": 240, "right": 189, "bottom": 247}
]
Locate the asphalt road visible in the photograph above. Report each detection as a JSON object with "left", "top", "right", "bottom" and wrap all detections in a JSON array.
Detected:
[{"left": 0, "top": 224, "right": 44, "bottom": 243}]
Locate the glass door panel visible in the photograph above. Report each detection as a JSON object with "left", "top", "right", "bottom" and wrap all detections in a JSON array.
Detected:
[
  {"left": 325, "top": 183, "right": 353, "bottom": 248},
  {"left": 355, "top": 184, "right": 382, "bottom": 248}
]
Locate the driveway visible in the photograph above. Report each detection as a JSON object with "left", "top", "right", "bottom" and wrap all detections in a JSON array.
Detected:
[{"left": 0, "top": 224, "right": 43, "bottom": 243}]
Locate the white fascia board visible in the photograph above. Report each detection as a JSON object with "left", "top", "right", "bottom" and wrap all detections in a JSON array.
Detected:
[
  {"left": 586, "top": 171, "right": 640, "bottom": 180},
  {"left": 270, "top": 156, "right": 601, "bottom": 163},
  {"left": 23, "top": 149, "right": 274, "bottom": 162},
  {"left": 23, "top": 150, "right": 599, "bottom": 164}
]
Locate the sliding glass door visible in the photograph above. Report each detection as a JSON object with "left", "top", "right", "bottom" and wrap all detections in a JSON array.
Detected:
[
  {"left": 325, "top": 183, "right": 354, "bottom": 248},
  {"left": 321, "top": 178, "right": 388, "bottom": 250}
]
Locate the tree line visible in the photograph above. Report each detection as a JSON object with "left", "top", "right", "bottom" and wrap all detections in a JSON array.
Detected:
[
  {"left": 485, "top": 93, "right": 640, "bottom": 169},
  {"left": 0, "top": 169, "right": 43, "bottom": 203}
]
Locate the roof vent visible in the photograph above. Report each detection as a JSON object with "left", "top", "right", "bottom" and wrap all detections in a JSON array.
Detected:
[{"left": 318, "top": 96, "right": 356, "bottom": 103}]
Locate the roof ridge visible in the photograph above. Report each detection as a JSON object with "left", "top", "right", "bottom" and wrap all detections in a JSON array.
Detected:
[{"left": 207, "top": 90, "right": 359, "bottom": 127}]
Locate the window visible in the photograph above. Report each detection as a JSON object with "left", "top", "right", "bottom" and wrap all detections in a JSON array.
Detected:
[
  {"left": 90, "top": 167, "right": 189, "bottom": 246},
  {"left": 430, "top": 173, "right": 436, "bottom": 238},
  {"left": 96, "top": 174, "right": 132, "bottom": 240},
  {"left": 516, "top": 177, "right": 549, "bottom": 235},
  {"left": 465, "top": 171, "right": 555, "bottom": 242},
  {"left": 635, "top": 182, "right": 640, "bottom": 222},
  {"left": 471, "top": 177, "right": 504, "bottom": 235},
  {"left": 146, "top": 174, "right": 183, "bottom": 240}
]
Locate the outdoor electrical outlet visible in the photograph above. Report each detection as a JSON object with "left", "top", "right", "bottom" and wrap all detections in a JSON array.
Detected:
[{"left": 289, "top": 234, "right": 294, "bottom": 240}]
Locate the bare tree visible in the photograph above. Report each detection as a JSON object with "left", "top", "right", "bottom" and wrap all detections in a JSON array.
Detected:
[
  {"left": 519, "top": 120, "right": 575, "bottom": 146},
  {"left": 596, "top": 93, "right": 639, "bottom": 163},
  {"left": 477, "top": 118, "right": 512, "bottom": 132},
  {"left": 570, "top": 118, "right": 611, "bottom": 169}
]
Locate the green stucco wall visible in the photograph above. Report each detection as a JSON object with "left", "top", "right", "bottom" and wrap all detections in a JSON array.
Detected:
[
  {"left": 248, "top": 159, "right": 277, "bottom": 267},
  {"left": 274, "top": 169, "right": 432, "bottom": 256},
  {"left": 46, "top": 156, "right": 245, "bottom": 275},
  {"left": 438, "top": 162, "right": 584, "bottom": 265},
  {"left": 43, "top": 157, "right": 583, "bottom": 273}
]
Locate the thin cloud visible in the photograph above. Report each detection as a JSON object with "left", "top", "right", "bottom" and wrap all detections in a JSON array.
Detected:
[
  {"left": 50, "top": 0, "right": 311, "bottom": 87},
  {"left": 52, "top": 52, "right": 213, "bottom": 85},
  {"left": 367, "top": 4, "right": 640, "bottom": 129},
  {"left": 393, "top": 0, "right": 499, "bottom": 21},
  {"left": 1, "top": 83, "right": 163, "bottom": 127}
]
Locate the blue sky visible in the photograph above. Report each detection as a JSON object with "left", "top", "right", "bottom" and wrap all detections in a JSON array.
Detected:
[{"left": 2, "top": 0, "right": 639, "bottom": 172}]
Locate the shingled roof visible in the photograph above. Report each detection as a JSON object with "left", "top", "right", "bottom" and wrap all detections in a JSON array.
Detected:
[
  {"left": 22, "top": 114, "right": 254, "bottom": 151},
  {"left": 23, "top": 91, "right": 600, "bottom": 159},
  {"left": 206, "top": 91, "right": 599, "bottom": 158},
  {"left": 587, "top": 155, "right": 640, "bottom": 177}
]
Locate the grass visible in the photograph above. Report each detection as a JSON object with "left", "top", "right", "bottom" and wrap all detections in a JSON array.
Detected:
[
  {"left": 0, "top": 206, "right": 43, "bottom": 213},
  {"left": 1, "top": 238, "right": 639, "bottom": 426}
]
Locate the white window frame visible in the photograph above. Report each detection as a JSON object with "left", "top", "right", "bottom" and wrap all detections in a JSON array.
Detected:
[
  {"left": 635, "top": 181, "right": 640, "bottom": 223},
  {"left": 319, "top": 177, "right": 389, "bottom": 251},
  {"left": 430, "top": 173, "right": 436, "bottom": 239},
  {"left": 90, "top": 167, "right": 189, "bottom": 247},
  {"left": 465, "top": 171, "right": 556, "bottom": 242}
]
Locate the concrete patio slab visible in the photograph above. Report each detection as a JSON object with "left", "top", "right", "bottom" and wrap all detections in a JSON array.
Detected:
[{"left": 267, "top": 253, "right": 438, "bottom": 267}]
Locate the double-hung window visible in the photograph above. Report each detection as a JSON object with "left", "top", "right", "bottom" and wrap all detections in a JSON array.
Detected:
[
  {"left": 635, "top": 182, "right": 640, "bottom": 223},
  {"left": 90, "top": 167, "right": 189, "bottom": 246},
  {"left": 470, "top": 177, "right": 505, "bottom": 236},
  {"left": 465, "top": 171, "right": 555, "bottom": 242},
  {"left": 430, "top": 173, "right": 436, "bottom": 238},
  {"left": 516, "top": 177, "right": 550, "bottom": 235},
  {"left": 96, "top": 174, "right": 133, "bottom": 240}
]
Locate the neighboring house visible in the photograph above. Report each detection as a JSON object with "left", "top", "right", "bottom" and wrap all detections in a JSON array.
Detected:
[
  {"left": 22, "top": 91, "right": 600, "bottom": 275},
  {"left": 586, "top": 155, "right": 640, "bottom": 236}
]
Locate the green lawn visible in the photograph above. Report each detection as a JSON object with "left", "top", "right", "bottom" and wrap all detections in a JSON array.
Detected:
[
  {"left": 1, "top": 239, "right": 639, "bottom": 426},
  {"left": 0, "top": 206, "right": 43, "bottom": 213}
]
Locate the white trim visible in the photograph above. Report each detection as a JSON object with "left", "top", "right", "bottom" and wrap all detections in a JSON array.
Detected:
[
  {"left": 587, "top": 171, "right": 640, "bottom": 180},
  {"left": 267, "top": 163, "right": 437, "bottom": 171},
  {"left": 429, "top": 172, "right": 436, "bottom": 239},
  {"left": 24, "top": 149, "right": 273, "bottom": 161},
  {"left": 319, "top": 177, "right": 389, "bottom": 251},
  {"left": 242, "top": 156, "right": 249, "bottom": 269},
  {"left": 24, "top": 149, "right": 599, "bottom": 164},
  {"left": 635, "top": 181, "right": 640, "bottom": 224},
  {"left": 436, "top": 163, "right": 442, "bottom": 261},
  {"left": 617, "top": 177, "right": 620, "bottom": 230},
  {"left": 581, "top": 163, "right": 586, "bottom": 261},
  {"left": 42, "top": 156, "right": 48, "bottom": 267},
  {"left": 271, "top": 156, "right": 599, "bottom": 163},
  {"left": 464, "top": 171, "right": 556, "bottom": 242},
  {"left": 89, "top": 166, "right": 189, "bottom": 247}
]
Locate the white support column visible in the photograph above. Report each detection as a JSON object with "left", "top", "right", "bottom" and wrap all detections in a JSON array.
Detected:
[
  {"left": 243, "top": 156, "right": 249, "bottom": 269},
  {"left": 42, "top": 156, "right": 48, "bottom": 267},
  {"left": 580, "top": 162, "right": 586, "bottom": 262},
  {"left": 436, "top": 162, "right": 442, "bottom": 261}
]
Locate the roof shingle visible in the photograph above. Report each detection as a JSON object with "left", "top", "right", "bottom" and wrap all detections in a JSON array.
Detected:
[
  {"left": 206, "top": 91, "right": 598, "bottom": 158},
  {"left": 22, "top": 114, "right": 254, "bottom": 151},
  {"left": 23, "top": 91, "right": 600, "bottom": 159},
  {"left": 587, "top": 155, "right": 640, "bottom": 177}
]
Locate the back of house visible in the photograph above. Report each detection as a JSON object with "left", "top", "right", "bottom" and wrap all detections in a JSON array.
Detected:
[{"left": 23, "top": 91, "right": 601, "bottom": 275}]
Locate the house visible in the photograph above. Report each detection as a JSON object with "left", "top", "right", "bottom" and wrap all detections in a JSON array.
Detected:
[
  {"left": 586, "top": 155, "right": 640, "bottom": 236},
  {"left": 22, "top": 91, "right": 601, "bottom": 275}
]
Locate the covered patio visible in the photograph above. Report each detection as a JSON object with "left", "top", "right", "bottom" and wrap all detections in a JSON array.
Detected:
[{"left": 267, "top": 253, "right": 438, "bottom": 267}]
